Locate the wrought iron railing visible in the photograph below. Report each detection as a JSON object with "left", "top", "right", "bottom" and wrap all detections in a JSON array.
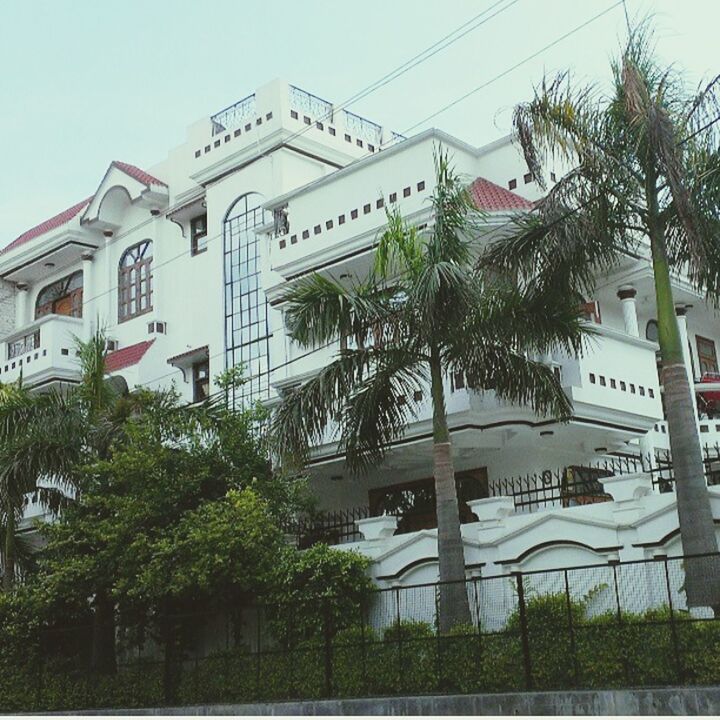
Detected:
[
  {"left": 342, "top": 109, "right": 382, "bottom": 145},
  {"left": 210, "top": 93, "right": 256, "bottom": 135},
  {"left": 7, "top": 329, "right": 40, "bottom": 360},
  {"left": 289, "top": 85, "right": 333, "bottom": 121}
]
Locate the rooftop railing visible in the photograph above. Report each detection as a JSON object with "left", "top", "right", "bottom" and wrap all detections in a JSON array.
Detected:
[
  {"left": 289, "top": 85, "right": 333, "bottom": 120},
  {"left": 210, "top": 93, "right": 256, "bottom": 135}
]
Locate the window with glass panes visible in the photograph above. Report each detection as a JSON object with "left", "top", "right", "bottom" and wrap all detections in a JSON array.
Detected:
[
  {"left": 190, "top": 214, "right": 208, "bottom": 255},
  {"left": 118, "top": 240, "right": 153, "bottom": 322},
  {"left": 223, "top": 194, "right": 270, "bottom": 405}
]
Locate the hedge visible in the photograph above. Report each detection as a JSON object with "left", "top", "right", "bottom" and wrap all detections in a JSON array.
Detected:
[{"left": 3, "top": 594, "right": 720, "bottom": 712}]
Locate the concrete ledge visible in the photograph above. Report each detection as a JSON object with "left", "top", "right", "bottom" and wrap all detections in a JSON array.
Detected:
[{"left": 65, "top": 686, "right": 720, "bottom": 715}]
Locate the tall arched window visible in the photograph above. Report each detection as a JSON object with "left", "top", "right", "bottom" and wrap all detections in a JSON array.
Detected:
[
  {"left": 118, "top": 240, "right": 153, "bottom": 322},
  {"left": 223, "top": 194, "right": 270, "bottom": 405},
  {"left": 35, "top": 270, "right": 83, "bottom": 319}
]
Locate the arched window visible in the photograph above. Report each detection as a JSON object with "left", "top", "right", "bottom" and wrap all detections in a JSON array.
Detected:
[
  {"left": 223, "top": 193, "right": 270, "bottom": 405},
  {"left": 35, "top": 271, "right": 83, "bottom": 319},
  {"left": 118, "top": 240, "right": 153, "bottom": 322}
]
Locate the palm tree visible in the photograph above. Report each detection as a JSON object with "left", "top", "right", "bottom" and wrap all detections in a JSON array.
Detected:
[
  {"left": 271, "top": 151, "right": 587, "bottom": 631},
  {"left": 481, "top": 27, "right": 720, "bottom": 606},
  {"left": 0, "top": 383, "right": 80, "bottom": 591}
]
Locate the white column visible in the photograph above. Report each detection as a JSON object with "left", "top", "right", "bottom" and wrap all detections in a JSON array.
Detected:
[
  {"left": 15, "top": 283, "right": 28, "bottom": 330},
  {"left": 676, "top": 305, "right": 699, "bottom": 422},
  {"left": 81, "top": 252, "right": 94, "bottom": 338},
  {"left": 617, "top": 286, "right": 639, "bottom": 337}
]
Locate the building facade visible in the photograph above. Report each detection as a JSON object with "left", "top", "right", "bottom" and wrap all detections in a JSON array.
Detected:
[{"left": 4, "top": 80, "right": 720, "bottom": 583}]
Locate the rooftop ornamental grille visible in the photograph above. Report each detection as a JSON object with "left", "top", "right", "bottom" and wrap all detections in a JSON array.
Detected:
[{"left": 210, "top": 93, "right": 257, "bottom": 135}]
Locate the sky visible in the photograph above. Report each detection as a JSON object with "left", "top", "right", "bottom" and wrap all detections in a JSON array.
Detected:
[{"left": 0, "top": 0, "right": 718, "bottom": 244}]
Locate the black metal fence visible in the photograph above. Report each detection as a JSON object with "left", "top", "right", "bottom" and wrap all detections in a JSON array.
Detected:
[{"left": 4, "top": 553, "right": 720, "bottom": 712}]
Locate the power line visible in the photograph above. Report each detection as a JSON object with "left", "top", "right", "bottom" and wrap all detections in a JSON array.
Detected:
[{"left": 391, "top": 1, "right": 625, "bottom": 139}]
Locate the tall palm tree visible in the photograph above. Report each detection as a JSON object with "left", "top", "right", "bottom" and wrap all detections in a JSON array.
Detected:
[
  {"left": 271, "top": 152, "right": 587, "bottom": 631},
  {"left": 481, "top": 27, "right": 720, "bottom": 606},
  {"left": 0, "top": 382, "right": 80, "bottom": 591}
]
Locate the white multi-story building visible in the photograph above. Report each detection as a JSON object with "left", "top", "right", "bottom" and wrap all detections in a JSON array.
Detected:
[{"left": 4, "top": 80, "right": 720, "bottom": 583}]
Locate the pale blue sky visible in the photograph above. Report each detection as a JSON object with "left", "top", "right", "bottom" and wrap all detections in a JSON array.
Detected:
[{"left": 0, "top": 0, "right": 717, "bottom": 243}]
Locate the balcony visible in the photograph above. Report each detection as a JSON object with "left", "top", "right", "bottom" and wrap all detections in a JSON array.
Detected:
[
  {"left": 0, "top": 315, "right": 84, "bottom": 388},
  {"left": 558, "top": 325, "right": 664, "bottom": 434}
]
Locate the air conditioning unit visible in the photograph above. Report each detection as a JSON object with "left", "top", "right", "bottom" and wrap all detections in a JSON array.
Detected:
[
  {"left": 148, "top": 321, "right": 167, "bottom": 335},
  {"left": 105, "top": 339, "right": 119, "bottom": 352}
]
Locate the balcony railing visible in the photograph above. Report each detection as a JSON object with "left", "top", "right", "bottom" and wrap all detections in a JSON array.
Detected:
[
  {"left": 210, "top": 93, "right": 256, "bottom": 135},
  {"left": 342, "top": 109, "right": 382, "bottom": 145},
  {"left": 289, "top": 85, "right": 333, "bottom": 120},
  {"left": 0, "top": 315, "right": 84, "bottom": 386}
]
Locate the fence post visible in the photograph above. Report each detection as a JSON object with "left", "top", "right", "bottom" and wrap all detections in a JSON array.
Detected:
[
  {"left": 323, "top": 597, "right": 333, "bottom": 698},
  {"left": 395, "top": 586, "right": 403, "bottom": 694},
  {"left": 473, "top": 576, "right": 483, "bottom": 692},
  {"left": 564, "top": 569, "right": 580, "bottom": 687},
  {"left": 434, "top": 585, "right": 442, "bottom": 692},
  {"left": 611, "top": 561, "right": 631, "bottom": 685},
  {"left": 663, "top": 557, "right": 684, "bottom": 683},
  {"left": 514, "top": 572, "right": 533, "bottom": 690},
  {"left": 359, "top": 596, "right": 368, "bottom": 695}
]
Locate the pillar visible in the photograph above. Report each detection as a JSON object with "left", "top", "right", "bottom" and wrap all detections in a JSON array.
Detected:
[
  {"left": 15, "top": 283, "right": 28, "bottom": 330},
  {"left": 675, "top": 304, "right": 699, "bottom": 423},
  {"left": 81, "top": 252, "right": 94, "bottom": 338},
  {"left": 617, "top": 286, "right": 639, "bottom": 338}
]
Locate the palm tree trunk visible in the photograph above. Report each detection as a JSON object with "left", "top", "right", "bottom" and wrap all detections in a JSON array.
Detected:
[
  {"left": 650, "top": 229, "right": 720, "bottom": 607},
  {"left": 2, "top": 500, "right": 15, "bottom": 592},
  {"left": 429, "top": 347, "right": 472, "bottom": 632}
]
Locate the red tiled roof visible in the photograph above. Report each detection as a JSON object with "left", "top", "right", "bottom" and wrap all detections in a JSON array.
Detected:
[
  {"left": 105, "top": 340, "right": 155, "bottom": 373},
  {"left": 469, "top": 177, "right": 533, "bottom": 211},
  {"left": 1, "top": 197, "right": 93, "bottom": 255},
  {"left": 3, "top": 161, "right": 166, "bottom": 254},
  {"left": 112, "top": 161, "right": 167, "bottom": 187}
]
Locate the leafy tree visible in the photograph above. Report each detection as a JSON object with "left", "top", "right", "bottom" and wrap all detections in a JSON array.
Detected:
[
  {"left": 481, "top": 26, "right": 720, "bottom": 605},
  {"left": 271, "top": 151, "right": 587, "bottom": 630}
]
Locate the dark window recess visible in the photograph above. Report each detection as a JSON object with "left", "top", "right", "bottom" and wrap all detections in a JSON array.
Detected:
[
  {"left": 620, "top": 381, "right": 627, "bottom": 391},
  {"left": 369, "top": 469, "right": 488, "bottom": 533},
  {"left": 316, "top": 121, "right": 324, "bottom": 130},
  {"left": 313, "top": 225, "right": 321, "bottom": 235},
  {"left": 193, "top": 358, "right": 210, "bottom": 403},
  {"left": 302, "top": 230, "right": 309, "bottom": 239},
  {"left": 279, "top": 239, "right": 286, "bottom": 249},
  {"left": 256, "top": 117, "right": 262, "bottom": 125},
  {"left": 640, "top": 386, "right": 646, "bottom": 396},
  {"left": 344, "top": 134, "right": 352, "bottom": 142},
  {"left": 363, "top": 204, "right": 371, "bottom": 214},
  {"left": 245, "top": 123, "right": 252, "bottom": 131},
  {"left": 234, "top": 128, "right": 242, "bottom": 137},
  {"left": 599, "top": 376, "right": 606, "bottom": 387},
  {"left": 403, "top": 187, "right": 411, "bottom": 197},
  {"left": 451, "top": 372, "right": 466, "bottom": 391},
  {"left": 610, "top": 379, "right": 616, "bottom": 389},
  {"left": 303, "top": 116, "right": 311, "bottom": 125},
  {"left": 266, "top": 112, "right": 273, "bottom": 120},
  {"left": 224, "top": 134, "right": 230, "bottom": 143},
  {"left": 550, "top": 172, "right": 557, "bottom": 182},
  {"left": 35, "top": 270, "right": 83, "bottom": 320},
  {"left": 190, "top": 213, "right": 208, "bottom": 256},
  {"left": 338, "top": 214, "right": 346, "bottom": 225},
  {"left": 194, "top": 150, "right": 201, "bottom": 158},
  {"left": 589, "top": 373, "right": 596, "bottom": 384},
  {"left": 368, "top": 144, "right": 375, "bottom": 152},
  {"left": 417, "top": 181, "right": 425, "bottom": 191},
  {"left": 697, "top": 336, "right": 718, "bottom": 375},
  {"left": 376, "top": 198, "right": 384, "bottom": 209},
  {"left": 356, "top": 139, "right": 363, "bottom": 147},
  {"left": 524, "top": 172, "right": 533, "bottom": 184},
  {"left": 325, "top": 220, "right": 334, "bottom": 230},
  {"left": 413, "top": 390, "right": 423, "bottom": 402},
  {"left": 329, "top": 127, "right": 336, "bottom": 136},
  {"left": 350, "top": 209, "right": 358, "bottom": 220},
  {"left": 214, "top": 140, "right": 220, "bottom": 148},
  {"left": 508, "top": 179, "right": 517, "bottom": 190},
  {"left": 290, "top": 110, "right": 298, "bottom": 119},
  {"left": 204, "top": 145, "right": 211, "bottom": 153},
  {"left": 290, "top": 234, "right": 298, "bottom": 245},
  {"left": 390, "top": 192, "right": 397, "bottom": 203},
  {"left": 630, "top": 384, "right": 636, "bottom": 394}
]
